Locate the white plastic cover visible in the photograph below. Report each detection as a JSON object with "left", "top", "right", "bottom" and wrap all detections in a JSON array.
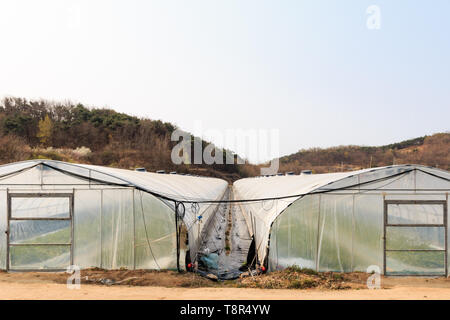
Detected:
[
  {"left": 234, "top": 165, "right": 450, "bottom": 273},
  {"left": 0, "top": 160, "right": 228, "bottom": 270}
]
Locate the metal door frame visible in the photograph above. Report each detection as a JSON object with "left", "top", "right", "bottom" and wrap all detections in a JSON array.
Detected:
[
  {"left": 383, "top": 200, "right": 448, "bottom": 276},
  {"left": 6, "top": 192, "right": 74, "bottom": 272}
]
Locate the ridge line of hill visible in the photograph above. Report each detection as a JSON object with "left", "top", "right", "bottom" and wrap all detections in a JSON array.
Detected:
[{"left": 0, "top": 97, "right": 448, "bottom": 181}]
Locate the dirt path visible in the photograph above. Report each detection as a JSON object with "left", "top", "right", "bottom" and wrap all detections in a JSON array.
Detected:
[
  {"left": 0, "top": 272, "right": 450, "bottom": 300},
  {"left": 1, "top": 281, "right": 450, "bottom": 300}
]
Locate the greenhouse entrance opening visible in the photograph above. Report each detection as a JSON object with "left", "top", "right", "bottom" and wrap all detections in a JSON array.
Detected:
[
  {"left": 7, "top": 193, "right": 73, "bottom": 271},
  {"left": 384, "top": 200, "right": 448, "bottom": 276}
]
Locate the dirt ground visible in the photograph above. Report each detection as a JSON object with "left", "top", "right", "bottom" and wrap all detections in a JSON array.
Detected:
[{"left": 0, "top": 269, "right": 450, "bottom": 300}]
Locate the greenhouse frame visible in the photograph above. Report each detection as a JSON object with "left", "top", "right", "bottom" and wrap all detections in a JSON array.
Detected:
[
  {"left": 234, "top": 165, "right": 450, "bottom": 276},
  {"left": 0, "top": 160, "right": 228, "bottom": 271}
]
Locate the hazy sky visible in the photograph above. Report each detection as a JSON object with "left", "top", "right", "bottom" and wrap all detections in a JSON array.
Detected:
[{"left": 0, "top": 0, "right": 449, "bottom": 162}]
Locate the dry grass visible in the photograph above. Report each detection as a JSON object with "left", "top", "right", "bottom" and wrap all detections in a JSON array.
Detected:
[
  {"left": 25, "top": 267, "right": 368, "bottom": 291},
  {"left": 76, "top": 269, "right": 216, "bottom": 288},
  {"left": 235, "top": 267, "right": 363, "bottom": 290}
]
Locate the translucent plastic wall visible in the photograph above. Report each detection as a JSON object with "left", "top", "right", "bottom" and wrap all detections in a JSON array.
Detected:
[
  {"left": 133, "top": 189, "right": 178, "bottom": 269},
  {"left": 0, "top": 191, "right": 6, "bottom": 270},
  {"left": 269, "top": 193, "right": 384, "bottom": 272},
  {"left": 0, "top": 187, "right": 179, "bottom": 271},
  {"left": 73, "top": 188, "right": 178, "bottom": 270},
  {"left": 267, "top": 168, "right": 450, "bottom": 275},
  {"left": 269, "top": 190, "right": 449, "bottom": 276}
]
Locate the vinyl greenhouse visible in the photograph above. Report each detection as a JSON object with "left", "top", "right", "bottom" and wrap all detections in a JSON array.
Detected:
[
  {"left": 0, "top": 160, "right": 228, "bottom": 271},
  {"left": 1, "top": 160, "right": 449, "bottom": 277},
  {"left": 234, "top": 165, "right": 450, "bottom": 276}
]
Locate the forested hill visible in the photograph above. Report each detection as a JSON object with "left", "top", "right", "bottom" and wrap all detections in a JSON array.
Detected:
[
  {"left": 0, "top": 97, "right": 254, "bottom": 182},
  {"left": 278, "top": 133, "right": 450, "bottom": 174},
  {"left": 0, "top": 97, "right": 448, "bottom": 181}
]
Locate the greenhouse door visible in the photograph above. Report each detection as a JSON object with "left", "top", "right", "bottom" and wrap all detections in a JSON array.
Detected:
[
  {"left": 6, "top": 193, "right": 73, "bottom": 271},
  {"left": 384, "top": 200, "right": 447, "bottom": 276}
]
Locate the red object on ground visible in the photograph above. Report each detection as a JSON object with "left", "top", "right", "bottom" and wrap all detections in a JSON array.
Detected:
[
  {"left": 187, "top": 263, "right": 192, "bottom": 269},
  {"left": 261, "top": 266, "right": 266, "bottom": 272}
]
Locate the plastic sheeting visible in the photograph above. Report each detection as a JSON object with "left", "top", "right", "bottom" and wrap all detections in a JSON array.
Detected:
[
  {"left": 0, "top": 191, "right": 7, "bottom": 270},
  {"left": 270, "top": 193, "right": 449, "bottom": 274},
  {"left": 234, "top": 165, "right": 450, "bottom": 275},
  {"left": 268, "top": 193, "right": 385, "bottom": 272},
  {"left": 61, "top": 188, "right": 179, "bottom": 270},
  {"left": 134, "top": 189, "right": 179, "bottom": 269},
  {"left": 0, "top": 160, "right": 228, "bottom": 271}
]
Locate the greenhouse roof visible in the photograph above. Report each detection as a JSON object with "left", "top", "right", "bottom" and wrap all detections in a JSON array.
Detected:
[
  {"left": 0, "top": 160, "right": 228, "bottom": 203},
  {"left": 234, "top": 165, "right": 450, "bottom": 202}
]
